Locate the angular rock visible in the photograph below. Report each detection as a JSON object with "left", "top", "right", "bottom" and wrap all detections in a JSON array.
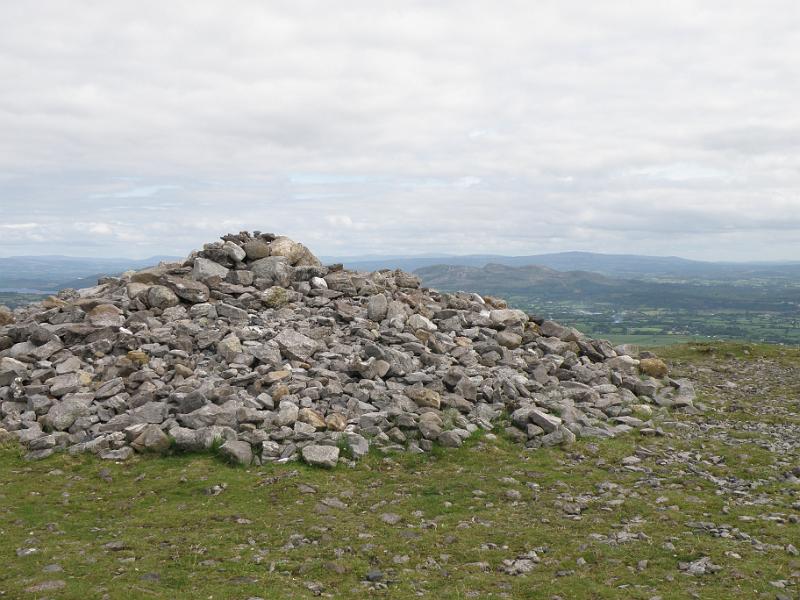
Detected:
[
  {"left": 45, "top": 395, "right": 92, "bottom": 431},
  {"left": 299, "top": 408, "right": 327, "bottom": 429},
  {"left": 407, "top": 314, "right": 437, "bottom": 332},
  {"left": 161, "top": 275, "right": 210, "bottom": 303},
  {"left": 405, "top": 386, "right": 441, "bottom": 409},
  {"left": 218, "top": 440, "right": 253, "bottom": 465},
  {"left": 87, "top": 304, "right": 124, "bottom": 328},
  {"left": 132, "top": 424, "right": 171, "bottom": 453},
  {"left": 302, "top": 444, "right": 339, "bottom": 468},
  {"left": 251, "top": 256, "right": 293, "bottom": 287},
  {"left": 529, "top": 409, "right": 562, "bottom": 433},
  {"left": 0, "top": 356, "right": 28, "bottom": 386},
  {"left": 147, "top": 285, "right": 179, "bottom": 310},
  {"left": 367, "top": 294, "right": 389, "bottom": 322},
  {"left": 243, "top": 239, "right": 271, "bottom": 260},
  {"left": 344, "top": 432, "right": 370, "bottom": 459},
  {"left": 192, "top": 257, "right": 229, "bottom": 281},
  {"left": 46, "top": 373, "right": 81, "bottom": 398},
  {"left": 273, "top": 329, "right": 318, "bottom": 362}
]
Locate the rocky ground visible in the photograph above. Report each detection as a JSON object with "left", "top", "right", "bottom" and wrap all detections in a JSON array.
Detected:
[{"left": 0, "top": 341, "right": 797, "bottom": 599}]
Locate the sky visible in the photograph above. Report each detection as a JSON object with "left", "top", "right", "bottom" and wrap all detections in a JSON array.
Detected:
[{"left": 1, "top": 1, "right": 799, "bottom": 261}]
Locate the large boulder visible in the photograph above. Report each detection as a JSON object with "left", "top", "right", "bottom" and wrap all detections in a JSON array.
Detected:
[
  {"left": 87, "top": 304, "right": 124, "bottom": 328},
  {"left": 269, "top": 236, "right": 321, "bottom": 267},
  {"left": 251, "top": 256, "right": 293, "bottom": 287},
  {"left": 273, "top": 329, "right": 318, "bottom": 362},
  {"left": 367, "top": 294, "right": 389, "bottom": 321},
  {"left": 218, "top": 440, "right": 253, "bottom": 465},
  {"left": 131, "top": 424, "right": 171, "bottom": 453},
  {"left": 44, "top": 394, "right": 93, "bottom": 431},
  {"left": 0, "top": 357, "right": 27, "bottom": 386},
  {"left": 243, "top": 239, "right": 271, "bottom": 260},
  {"left": 161, "top": 274, "right": 210, "bottom": 304},
  {"left": 301, "top": 444, "right": 339, "bottom": 468},
  {"left": 146, "top": 285, "right": 179, "bottom": 310},
  {"left": 46, "top": 373, "right": 82, "bottom": 397},
  {"left": 192, "top": 257, "right": 229, "bottom": 281}
]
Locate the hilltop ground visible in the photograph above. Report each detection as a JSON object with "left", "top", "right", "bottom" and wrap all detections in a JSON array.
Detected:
[{"left": 1, "top": 342, "right": 798, "bottom": 599}]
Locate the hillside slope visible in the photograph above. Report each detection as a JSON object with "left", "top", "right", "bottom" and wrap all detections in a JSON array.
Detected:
[{"left": 1, "top": 341, "right": 797, "bottom": 599}]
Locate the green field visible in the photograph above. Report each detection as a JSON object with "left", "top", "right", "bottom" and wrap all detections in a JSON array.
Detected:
[{"left": 2, "top": 342, "right": 798, "bottom": 599}]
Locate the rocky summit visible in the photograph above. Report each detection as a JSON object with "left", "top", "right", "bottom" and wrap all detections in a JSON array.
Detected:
[{"left": 0, "top": 232, "right": 695, "bottom": 466}]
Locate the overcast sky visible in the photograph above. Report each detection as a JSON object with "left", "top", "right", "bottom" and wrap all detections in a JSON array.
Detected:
[{"left": 1, "top": 1, "right": 799, "bottom": 261}]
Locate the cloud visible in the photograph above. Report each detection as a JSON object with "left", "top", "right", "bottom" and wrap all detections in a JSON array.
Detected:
[{"left": 0, "top": 1, "right": 798, "bottom": 261}]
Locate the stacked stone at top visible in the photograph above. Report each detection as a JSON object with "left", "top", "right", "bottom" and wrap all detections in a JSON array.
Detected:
[{"left": 0, "top": 231, "right": 694, "bottom": 467}]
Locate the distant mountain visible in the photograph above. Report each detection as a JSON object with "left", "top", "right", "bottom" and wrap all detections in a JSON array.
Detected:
[
  {"left": 326, "top": 251, "right": 800, "bottom": 280},
  {"left": 0, "top": 255, "right": 181, "bottom": 292},
  {"left": 416, "top": 263, "right": 615, "bottom": 293},
  {"left": 413, "top": 262, "right": 800, "bottom": 313}
]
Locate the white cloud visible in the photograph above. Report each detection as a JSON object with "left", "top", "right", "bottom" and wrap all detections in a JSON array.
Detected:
[
  {"left": 0, "top": 1, "right": 798, "bottom": 260},
  {"left": 0, "top": 223, "right": 39, "bottom": 230}
]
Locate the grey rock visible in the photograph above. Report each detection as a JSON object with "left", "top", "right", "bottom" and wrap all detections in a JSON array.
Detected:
[
  {"left": 243, "top": 239, "right": 271, "bottom": 260},
  {"left": 219, "top": 440, "right": 253, "bottom": 465},
  {"left": 418, "top": 412, "right": 442, "bottom": 440},
  {"left": 407, "top": 314, "right": 437, "bottom": 332},
  {"left": 192, "top": 257, "right": 229, "bottom": 281},
  {"left": 301, "top": 444, "right": 339, "bottom": 468},
  {"left": 344, "top": 432, "right": 370, "bottom": 459},
  {"left": 131, "top": 424, "right": 171, "bottom": 453},
  {"left": 44, "top": 395, "right": 92, "bottom": 431},
  {"left": 367, "top": 294, "right": 389, "bottom": 321},
  {"left": 222, "top": 240, "right": 246, "bottom": 262},
  {"left": 217, "top": 303, "right": 249, "bottom": 322},
  {"left": 147, "top": 285, "right": 179, "bottom": 309},
  {"left": 0, "top": 357, "right": 28, "bottom": 386},
  {"left": 438, "top": 430, "right": 463, "bottom": 447},
  {"left": 46, "top": 373, "right": 81, "bottom": 398},
  {"left": 273, "top": 329, "right": 318, "bottom": 362},
  {"left": 2, "top": 229, "right": 684, "bottom": 464},
  {"left": 251, "top": 256, "right": 293, "bottom": 287},
  {"left": 529, "top": 409, "right": 562, "bottom": 433},
  {"left": 130, "top": 401, "right": 168, "bottom": 425},
  {"left": 87, "top": 304, "right": 124, "bottom": 328},
  {"left": 161, "top": 274, "right": 210, "bottom": 303}
]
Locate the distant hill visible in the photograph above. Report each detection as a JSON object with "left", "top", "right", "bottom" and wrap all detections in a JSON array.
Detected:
[
  {"left": 0, "top": 255, "right": 181, "bottom": 292},
  {"left": 413, "top": 262, "right": 800, "bottom": 313},
  {"left": 416, "top": 263, "right": 615, "bottom": 293},
  {"left": 325, "top": 251, "right": 800, "bottom": 280}
]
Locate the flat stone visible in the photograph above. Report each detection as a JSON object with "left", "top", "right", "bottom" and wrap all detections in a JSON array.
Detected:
[
  {"left": 46, "top": 373, "right": 81, "bottom": 398},
  {"left": 192, "top": 257, "right": 229, "bottom": 281},
  {"left": 301, "top": 444, "right": 339, "bottom": 468},
  {"left": 273, "top": 329, "right": 318, "bottom": 362},
  {"left": 529, "top": 408, "right": 562, "bottom": 433},
  {"left": 87, "top": 304, "right": 124, "bottom": 328}
]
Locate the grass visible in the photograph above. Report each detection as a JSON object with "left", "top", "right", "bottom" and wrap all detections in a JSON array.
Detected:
[
  {"left": 595, "top": 334, "right": 703, "bottom": 347},
  {"left": 1, "top": 342, "right": 798, "bottom": 599}
]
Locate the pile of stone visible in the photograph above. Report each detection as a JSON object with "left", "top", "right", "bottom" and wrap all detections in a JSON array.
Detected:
[{"left": 0, "top": 232, "right": 695, "bottom": 467}]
